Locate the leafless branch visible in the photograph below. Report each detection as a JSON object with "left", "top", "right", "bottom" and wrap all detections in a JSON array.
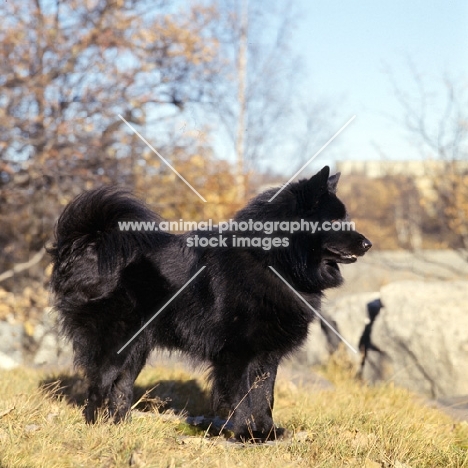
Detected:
[{"left": 0, "top": 249, "right": 46, "bottom": 284}]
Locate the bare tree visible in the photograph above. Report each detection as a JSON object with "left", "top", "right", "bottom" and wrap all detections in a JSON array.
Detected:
[
  {"left": 389, "top": 63, "right": 468, "bottom": 160},
  {"left": 198, "top": 1, "right": 310, "bottom": 201},
  {"left": 0, "top": 0, "right": 220, "bottom": 278},
  {"left": 388, "top": 63, "right": 468, "bottom": 253}
]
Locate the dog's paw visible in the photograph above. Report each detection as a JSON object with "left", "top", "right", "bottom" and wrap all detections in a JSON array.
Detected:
[
  {"left": 235, "top": 426, "right": 291, "bottom": 443},
  {"left": 271, "top": 427, "right": 292, "bottom": 441}
]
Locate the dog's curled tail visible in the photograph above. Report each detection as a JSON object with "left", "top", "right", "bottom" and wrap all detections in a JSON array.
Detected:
[{"left": 48, "top": 186, "right": 163, "bottom": 280}]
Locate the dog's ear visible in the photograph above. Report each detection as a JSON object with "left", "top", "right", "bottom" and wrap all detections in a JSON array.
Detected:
[
  {"left": 292, "top": 166, "right": 330, "bottom": 209},
  {"left": 328, "top": 172, "right": 341, "bottom": 193},
  {"left": 307, "top": 166, "right": 330, "bottom": 196}
]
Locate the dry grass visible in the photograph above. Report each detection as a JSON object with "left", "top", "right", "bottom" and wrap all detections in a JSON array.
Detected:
[{"left": 0, "top": 358, "right": 467, "bottom": 468}]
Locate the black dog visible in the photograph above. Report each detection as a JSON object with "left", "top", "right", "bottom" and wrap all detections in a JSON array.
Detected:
[{"left": 49, "top": 166, "right": 371, "bottom": 441}]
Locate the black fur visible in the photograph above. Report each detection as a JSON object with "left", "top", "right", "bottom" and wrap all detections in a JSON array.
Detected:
[{"left": 49, "top": 166, "right": 371, "bottom": 441}]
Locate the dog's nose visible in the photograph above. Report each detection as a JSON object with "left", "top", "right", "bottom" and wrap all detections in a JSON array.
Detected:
[{"left": 362, "top": 238, "right": 372, "bottom": 251}]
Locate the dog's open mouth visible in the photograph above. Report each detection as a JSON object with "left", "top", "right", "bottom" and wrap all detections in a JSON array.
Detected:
[{"left": 324, "top": 248, "right": 359, "bottom": 265}]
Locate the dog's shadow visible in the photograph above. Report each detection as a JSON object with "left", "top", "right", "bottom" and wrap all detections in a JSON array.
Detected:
[{"left": 39, "top": 373, "right": 211, "bottom": 417}]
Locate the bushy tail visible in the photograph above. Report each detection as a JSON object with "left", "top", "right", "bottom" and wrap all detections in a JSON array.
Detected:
[{"left": 49, "top": 187, "right": 164, "bottom": 294}]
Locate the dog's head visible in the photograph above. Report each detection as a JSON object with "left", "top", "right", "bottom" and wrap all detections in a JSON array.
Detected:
[
  {"left": 287, "top": 166, "right": 372, "bottom": 289},
  {"left": 234, "top": 165, "right": 371, "bottom": 290}
]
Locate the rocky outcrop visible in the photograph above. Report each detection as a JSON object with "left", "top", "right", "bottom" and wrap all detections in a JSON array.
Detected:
[
  {"left": 0, "top": 308, "right": 72, "bottom": 368},
  {"left": 363, "top": 281, "right": 468, "bottom": 398},
  {"left": 300, "top": 280, "right": 468, "bottom": 398},
  {"left": 0, "top": 320, "right": 24, "bottom": 369}
]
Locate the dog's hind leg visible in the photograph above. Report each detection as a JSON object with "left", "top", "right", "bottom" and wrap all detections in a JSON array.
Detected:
[
  {"left": 108, "top": 342, "right": 151, "bottom": 422},
  {"left": 84, "top": 366, "right": 120, "bottom": 424},
  {"left": 82, "top": 336, "right": 151, "bottom": 424}
]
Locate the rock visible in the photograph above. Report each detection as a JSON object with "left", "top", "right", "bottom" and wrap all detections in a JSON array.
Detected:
[
  {"left": 294, "top": 292, "right": 380, "bottom": 366},
  {"left": 294, "top": 319, "right": 329, "bottom": 366},
  {"left": 0, "top": 352, "right": 20, "bottom": 370},
  {"left": 429, "top": 395, "right": 468, "bottom": 422},
  {"left": 0, "top": 321, "right": 24, "bottom": 368},
  {"left": 364, "top": 281, "right": 468, "bottom": 397},
  {"left": 277, "top": 366, "right": 334, "bottom": 391},
  {"left": 33, "top": 332, "right": 69, "bottom": 366},
  {"left": 30, "top": 308, "right": 72, "bottom": 366},
  {"left": 0, "top": 307, "right": 72, "bottom": 368}
]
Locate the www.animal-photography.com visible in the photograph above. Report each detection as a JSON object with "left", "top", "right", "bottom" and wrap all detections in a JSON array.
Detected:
[{"left": 1, "top": 1, "right": 467, "bottom": 467}]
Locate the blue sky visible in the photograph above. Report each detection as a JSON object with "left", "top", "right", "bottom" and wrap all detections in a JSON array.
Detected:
[{"left": 292, "top": 0, "right": 468, "bottom": 166}]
